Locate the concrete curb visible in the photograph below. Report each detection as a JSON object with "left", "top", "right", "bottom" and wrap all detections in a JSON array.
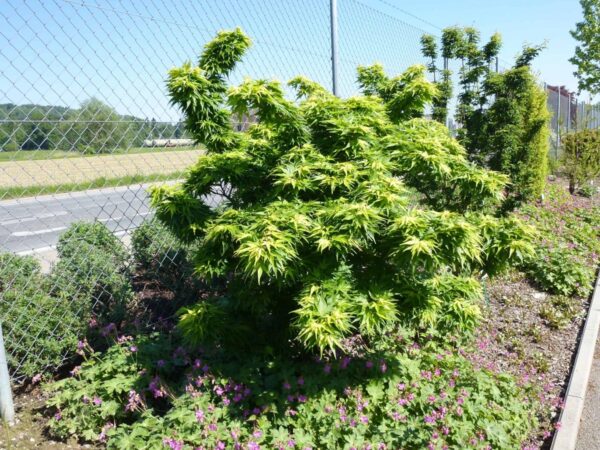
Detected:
[{"left": 551, "top": 271, "right": 600, "bottom": 450}]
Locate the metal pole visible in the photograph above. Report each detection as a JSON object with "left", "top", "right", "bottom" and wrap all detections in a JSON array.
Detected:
[
  {"left": 495, "top": 56, "right": 499, "bottom": 73},
  {"left": 330, "top": 0, "right": 339, "bottom": 96},
  {"left": 556, "top": 86, "right": 561, "bottom": 160},
  {"left": 567, "top": 92, "right": 571, "bottom": 133},
  {"left": 0, "top": 323, "right": 15, "bottom": 425}
]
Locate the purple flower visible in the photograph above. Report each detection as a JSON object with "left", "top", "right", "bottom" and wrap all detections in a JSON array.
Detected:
[
  {"left": 216, "top": 442, "right": 226, "bottom": 450},
  {"left": 129, "top": 345, "right": 138, "bottom": 353},
  {"left": 340, "top": 356, "right": 351, "bottom": 369},
  {"left": 195, "top": 409, "right": 205, "bottom": 423},
  {"left": 360, "top": 415, "right": 369, "bottom": 424},
  {"left": 149, "top": 376, "right": 166, "bottom": 398},
  {"left": 324, "top": 364, "right": 332, "bottom": 374},
  {"left": 297, "top": 376, "right": 304, "bottom": 386},
  {"left": 253, "top": 430, "right": 263, "bottom": 438},
  {"left": 283, "top": 381, "right": 291, "bottom": 390},
  {"left": 208, "top": 423, "right": 217, "bottom": 432},
  {"left": 424, "top": 415, "right": 435, "bottom": 424},
  {"left": 379, "top": 361, "right": 387, "bottom": 373},
  {"left": 156, "top": 359, "right": 166, "bottom": 368},
  {"left": 162, "top": 438, "right": 183, "bottom": 450},
  {"left": 125, "top": 390, "right": 141, "bottom": 412},
  {"left": 365, "top": 360, "right": 374, "bottom": 369},
  {"left": 93, "top": 396, "right": 102, "bottom": 406},
  {"left": 287, "top": 440, "right": 296, "bottom": 448},
  {"left": 54, "top": 411, "right": 62, "bottom": 421},
  {"left": 248, "top": 442, "right": 260, "bottom": 450},
  {"left": 298, "top": 394, "right": 307, "bottom": 403}
]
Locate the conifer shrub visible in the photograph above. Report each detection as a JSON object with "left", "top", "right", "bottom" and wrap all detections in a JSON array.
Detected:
[
  {"left": 50, "top": 222, "right": 133, "bottom": 324},
  {"left": 131, "top": 218, "right": 196, "bottom": 292},
  {"left": 151, "top": 29, "right": 534, "bottom": 355},
  {"left": 420, "top": 28, "right": 550, "bottom": 207},
  {"left": 562, "top": 128, "right": 600, "bottom": 194},
  {"left": 0, "top": 253, "right": 83, "bottom": 378}
]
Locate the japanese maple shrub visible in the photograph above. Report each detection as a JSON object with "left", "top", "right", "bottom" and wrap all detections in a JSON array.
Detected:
[{"left": 151, "top": 29, "right": 534, "bottom": 355}]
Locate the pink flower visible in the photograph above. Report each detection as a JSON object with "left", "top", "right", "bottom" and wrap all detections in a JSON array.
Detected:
[
  {"left": 195, "top": 409, "right": 205, "bottom": 423},
  {"left": 380, "top": 361, "right": 387, "bottom": 373},
  {"left": 31, "top": 373, "right": 42, "bottom": 384},
  {"left": 283, "top": 381, "right": 291, "bottom": 390},
  {"left": 93, "top": 396, "right": 102, "bottom": 406},
  {"left": 129, "top": 345, "right": 138, "bottom": 353},
  {"left": 365, "top": 360, "right": 374, "bottom": 369}
]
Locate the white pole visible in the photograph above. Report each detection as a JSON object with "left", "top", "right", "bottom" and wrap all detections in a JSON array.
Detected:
[
  {"left": 0, "top": 323, "right": 15, "bottom": 425},
  {"left": 330, "top": 0, "right": 339, "bottom": 96}
]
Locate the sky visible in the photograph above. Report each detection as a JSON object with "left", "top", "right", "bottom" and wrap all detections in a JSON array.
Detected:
[{"left": 0, "top": 0, "right": 587, "bottom": 122}]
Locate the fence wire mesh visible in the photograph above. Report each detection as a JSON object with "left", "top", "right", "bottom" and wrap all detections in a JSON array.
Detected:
[
  {"left": 0, "top": 0, "right": 599, "bottom": 383},
  {"left": 0, "top": 0, "right": 433, "bottom": 382}
]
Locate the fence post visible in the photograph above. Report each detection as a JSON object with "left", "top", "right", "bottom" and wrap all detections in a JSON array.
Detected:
[
  {"left": 330, "top": 0, "right": 339, "bottom": 96},
  {"left": 567, "top": 92, "right": 571, "bottom": 133},
  {"left": 556, "top": 86, "right": 561, "bottom": 160},
  {"left": 0, "top": 323, "right": 15, "bottom": 425}
]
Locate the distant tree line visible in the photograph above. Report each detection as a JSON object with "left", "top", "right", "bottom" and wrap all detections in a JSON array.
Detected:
[{"left": 0, "top": 98, "right": 185, "bottom": 153}]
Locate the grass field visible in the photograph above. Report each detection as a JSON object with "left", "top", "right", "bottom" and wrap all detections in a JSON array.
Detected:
[
  {"left": 0, "top": 172, "right": 187, "bottom": 200},
  {"left": 0, "top": 149, "right": 203, "bottom": 199},
  {"left": 0, "top": 146, "right": 199, "bottom": 162}
]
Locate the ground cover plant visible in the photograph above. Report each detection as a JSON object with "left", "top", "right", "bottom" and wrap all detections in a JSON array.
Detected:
[{"left": 519, "top": 182, "right": 600, "bottom": 297}]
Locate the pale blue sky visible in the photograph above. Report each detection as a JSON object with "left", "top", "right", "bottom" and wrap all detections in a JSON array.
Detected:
[{"left": 0, "top": 0, "right": 586, "bottom": 122}]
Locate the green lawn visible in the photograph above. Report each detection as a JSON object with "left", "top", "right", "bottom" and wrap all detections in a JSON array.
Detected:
[
  {"left": 0, "top": 172, "right": 186, "bottom": 200},
  {"left": 0, "top": 146, "right": 199, "bottom": 162}
]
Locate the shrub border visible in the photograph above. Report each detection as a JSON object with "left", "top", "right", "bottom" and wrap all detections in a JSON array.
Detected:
[{"left": 551, "top": 268, "right": 600, "bottom": 449}]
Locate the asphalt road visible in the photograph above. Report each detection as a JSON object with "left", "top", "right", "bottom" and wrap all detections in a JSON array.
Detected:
[{"left": 0, "top": 184, "right": 155, "bottom": 256}]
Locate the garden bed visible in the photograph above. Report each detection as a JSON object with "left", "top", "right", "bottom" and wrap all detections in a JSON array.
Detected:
[{"left": 2, "top": 246, "right": 596, "bottom": 448}]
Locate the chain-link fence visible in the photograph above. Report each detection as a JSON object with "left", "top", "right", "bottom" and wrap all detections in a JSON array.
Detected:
[
  {"left": 545, "top": 84, "right": 600, "bottom": 160},
  {"left": 0, "top": 0, "right": 434, "bottom": 382},
  {"left": 1, "top": 0, "right": 599, "bottom": 383}
]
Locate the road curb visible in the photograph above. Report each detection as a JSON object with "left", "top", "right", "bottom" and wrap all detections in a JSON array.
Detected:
[{"left": 551, "top": 270, "right": 600, "bottom": 450}]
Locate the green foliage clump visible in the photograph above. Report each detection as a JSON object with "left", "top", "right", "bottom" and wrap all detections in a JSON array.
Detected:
[
  {"left": 46, "top": 334, "right": 537, "bottom": 449},
  {"left": 50, "top": 222, "right": 133, "bottom": 323},
  {"left": 420, "top": 28, "right": 550, "bottom": 207},
  {"left": 0, "top": 253, "right": 84, "bottom": 378},
  {"left": 131, "top": 218, "right": 197, "bottom": 292},
  {"left": 519, "top": 183, "right": 600, "bottom": 297},
  {"left": 562, "top": 129, "right": 600, "bottom": 194},
  {"left": 151, "top": 29, "right": 534, "bottom": 354}
]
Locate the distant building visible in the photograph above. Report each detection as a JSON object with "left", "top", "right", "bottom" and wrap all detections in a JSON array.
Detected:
[{"left": 142, "top": 138, "right": 195, "bottom": 147}]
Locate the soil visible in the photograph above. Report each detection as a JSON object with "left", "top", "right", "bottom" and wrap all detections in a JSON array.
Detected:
[
  {"left": 477, "top": 271, "right": 589, "bottom": 449},
  {"left": 0, "top": 386, "right": 98, "bottom": 450}
]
